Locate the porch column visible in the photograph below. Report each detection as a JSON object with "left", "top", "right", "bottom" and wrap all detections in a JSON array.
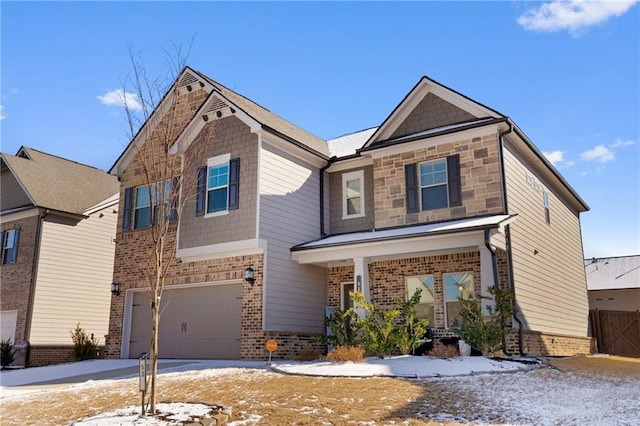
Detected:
[
  {"left": 479, "top": 245, "right": 496, "bottom": 315},
  {"left": 353, "top": 256, "right": 370, "bottom": 304}
]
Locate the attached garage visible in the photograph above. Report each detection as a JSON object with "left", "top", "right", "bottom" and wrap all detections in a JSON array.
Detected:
[{"left": 126, "top": 283, "right": 242, "bottom": 359}]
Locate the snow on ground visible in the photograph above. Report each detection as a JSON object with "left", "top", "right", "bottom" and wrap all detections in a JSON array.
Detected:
[{"left": 2, "top": 355, "right": 639, "bottom": 425}]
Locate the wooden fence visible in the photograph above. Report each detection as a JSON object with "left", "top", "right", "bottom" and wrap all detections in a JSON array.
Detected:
[{"left": 589, "top": 309, "right": 640, "bottom": 357}]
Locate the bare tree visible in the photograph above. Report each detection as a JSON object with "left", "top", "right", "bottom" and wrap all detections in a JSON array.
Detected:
[{"left": 119, "top": 42, "right": 212, "bottom": 415}]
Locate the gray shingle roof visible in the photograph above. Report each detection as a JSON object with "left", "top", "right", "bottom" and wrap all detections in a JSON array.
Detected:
[
  {"left": 191, "top": 69, "right": 329, "bottom": 157},
  {"left": 2, "top": 147, "right": 119, "bottom": 215}
]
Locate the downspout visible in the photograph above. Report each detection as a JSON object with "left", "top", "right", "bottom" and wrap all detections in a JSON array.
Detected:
[
  {"left": 484, "top": 228, "right": 512, "bottom": 356},
  {"left": 498, "top": 120, "right": 525, "bottom": 355},
  {"left": 24, "top": 208, "right": 49, "bottom": 366},
  {"left": 319, "top": 157, "right": 336, "bottom": 237}
]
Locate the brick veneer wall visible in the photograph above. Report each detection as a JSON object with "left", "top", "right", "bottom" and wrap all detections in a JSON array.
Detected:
[
  {"left": 27, "top": 345, "right": 106, "bottom": 367},
  {"left": 506, "top": 331, "right": 593, "bottom": 357},
  {"left": 373, "top": 134, "right": 503, "bottom": 229}
]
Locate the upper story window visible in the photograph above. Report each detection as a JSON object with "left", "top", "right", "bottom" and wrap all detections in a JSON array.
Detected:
[
  {"left": 122, "top": 180, "right": 176, "bottom": 231},
  {"left": 196, "top": 154, "right": 240, "bottom": 217},
  {"left": 405, "top": 275, "right": 435, "bottom": 326},
  {"left": 420, "top": 159, "right": 448, "bottom": 210},
  {"left": 405, "top": 154, "right": 461, "bottom": 213},
  {"left": 543, "top": 190, "right": 551, "bottom": 225},
  {"left": 1, "top": 228, "right": 20, "bottom": 265},
  {"left": 342, "top": 170, "right": 365, "bottom": 219}
]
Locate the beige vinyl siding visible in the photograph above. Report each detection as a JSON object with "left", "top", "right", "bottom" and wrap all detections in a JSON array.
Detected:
[
  {"left": 29, "top": 204, "right": 117, "bottom": 345},
  {"left": 503, "top": 141, "right": 589, "bottom": 337},
  {"left": 259, "top": 143, "right": 327, "bottom": 333},
  {"left": 0, "top": 170, "right": 32, "bottom": 210}
]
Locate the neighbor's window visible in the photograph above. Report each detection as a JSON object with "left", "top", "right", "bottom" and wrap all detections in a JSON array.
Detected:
[
  {"left": 342, "top": 170, "right": 365, "bottom": 219},
  {"left": 420, "top": 159, "right": 448, "bottom": 211},
  {"left": 125, "top": 180, "right": 176, "bottom": 231},
  {"left": 443, "top": 272, "right": 474, "bottom": 328},
  {"left": 134, "top": 186, "right": 152, "bottom": 229},
  {"left": 405, "top": 275, "right": 435, "bottom": 326},
  {"left": 1, "top": 229, "right": 20, "bottom": 265}
]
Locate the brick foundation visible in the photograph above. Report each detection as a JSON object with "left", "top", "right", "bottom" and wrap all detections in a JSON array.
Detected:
[
  {"left": 27, "top": 345, "right": 105, "bottom": 367},
  {"left": 506, "top": 330, "right": 593, "bottom": 357},
  {"left": 242, "top": 331, "right": 326, "bottom": 360}
]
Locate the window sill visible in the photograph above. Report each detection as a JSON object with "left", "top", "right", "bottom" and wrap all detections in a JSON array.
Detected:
[
  {"left": 204, "top": 210, "right": 229, "bottom": 219},
  {"left": 342, "top": 213, "right": 366, "bottom": 220}
]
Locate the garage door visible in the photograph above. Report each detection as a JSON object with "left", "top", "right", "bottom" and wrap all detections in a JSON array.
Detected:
[{"left": 128, "top": 284, "right": 242, "bottom": 359}]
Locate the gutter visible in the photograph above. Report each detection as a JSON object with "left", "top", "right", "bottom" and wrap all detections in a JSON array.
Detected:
[{"left": 319, "top": 157, "right": 336, "bottom": 236}]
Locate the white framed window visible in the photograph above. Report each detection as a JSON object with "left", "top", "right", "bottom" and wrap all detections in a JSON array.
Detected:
[
  {"left": 342, "top": 170, "right": 365, "bottom": 219},
  {"left": 405, "top": 275, "right": 435, "bottom": 326},
  {"left": 132, "top": 180, "right": 174, "bottom": 230},
  {"left": 206, "top": 154, "right": 231, "bottom": 217},
  {"left": 443, "top": 272, "right": 474, "bottom": 328},
  {"left": 341, "top": 282, "right": 354, "bottom": 310},
  {"left": 419, "top": 159, "right": 448, "bottom": 211}
]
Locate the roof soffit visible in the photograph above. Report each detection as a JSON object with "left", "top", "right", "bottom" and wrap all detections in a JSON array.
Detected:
[{"left": 365, "top": 77, "right": 503, "bottom": 148}]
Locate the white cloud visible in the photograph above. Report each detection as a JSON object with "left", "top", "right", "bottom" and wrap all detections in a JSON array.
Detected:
[
  {"left": 0, "top": 105, "right": 6, "bottom": 120},
  {"left": 97, "top": 89, "right": 142, "bottom": 111},
  {"left": 580, "top": 144, "right": 615, "bottom": 163},
  {"left": 609, "top": 139, "right": 636, "bottom": 148},
  {"left": 543, "top": 150, "right": 575, "bottom": 167},
  {"left": 518, "top": 0, "right": 639, "bottom": 35},
  {"left": 543, "top": 150, "right": 565, "bottom": 165}
]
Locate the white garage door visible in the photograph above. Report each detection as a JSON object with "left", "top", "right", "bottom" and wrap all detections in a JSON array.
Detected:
[{"left": 128, "top": 284, "right": 242, "bottom": 359}]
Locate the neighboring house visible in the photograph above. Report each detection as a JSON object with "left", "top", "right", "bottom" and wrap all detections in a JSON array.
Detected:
[
  {"left": 585, "top": 255, "right": 640, "bottom": 312},
  {"left": 105, "top": 67, "right": 592, "bottom": 361},
  {"left": 0, "top": 147, "right": 119, "bottom": 366}
]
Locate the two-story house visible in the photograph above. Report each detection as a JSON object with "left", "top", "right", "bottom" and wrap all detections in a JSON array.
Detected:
[
  {"left": 0, "top": 147, "right": 119, "bottom": 366},
  {"left": 105, "top": 67, "right": 592, "bottom": 360}
]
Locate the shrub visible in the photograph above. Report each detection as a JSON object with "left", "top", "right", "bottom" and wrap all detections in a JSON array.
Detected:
[
  {"left": 394, "top": 289, "right": 430, "bottom": 355},
  {"left": 70, "top": 323, "right": 98, "bottom": 361},
  {"left": 296, "top": 347, "right": 322, "bottom": 361},
  {"left": 325, "top": 306, "right": 361, "bottom": 347},
  {"left": 326, "top": 345, "right": 365, "bottom": 363},
  {"left": 457, "top": 286, "right": 515, "bottom": 356},
  {"left": 1, "top": 338, "right": 16, "bottom": 369},
  {"left": 351, "top": 291, "right": 399, "bottom": 358},
  {"left": 427, "top": 343, "right": 459, "bottom": 359}
]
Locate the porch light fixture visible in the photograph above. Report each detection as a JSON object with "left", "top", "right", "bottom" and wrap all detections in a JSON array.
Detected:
[
  {"left": 244, "top": 267, "right": 255, "bottom": 285},
  {"left": 111, "top": 281, "right": 121, "bottom": 296}
]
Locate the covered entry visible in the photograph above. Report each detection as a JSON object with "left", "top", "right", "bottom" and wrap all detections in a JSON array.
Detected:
[{"left": 127, "top": 283, "right": 242, "bottom": 359}]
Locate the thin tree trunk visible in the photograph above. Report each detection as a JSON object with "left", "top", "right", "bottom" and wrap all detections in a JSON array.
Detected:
[{"left": 150, "top": 296, "right": 159, "bottom": 414}]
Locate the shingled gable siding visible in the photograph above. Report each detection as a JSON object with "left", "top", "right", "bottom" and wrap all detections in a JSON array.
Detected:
[
  {"left": 259, "top": 142, "right": 327, "bottom": 334},
  {"left": 502, "top": 140, "right": 589, "bottom": 339},
  {"left": 328, "top": 166, "right": 375, "bottom": 234},
  {"left": 373, "top": 134, "right": 503, "bottom": 229},
  {"left": 390, "top": 93, "right": 477, "bottom": 139},
  {"left": 178, "top": 116, "right": 258, "bottom": 250}
]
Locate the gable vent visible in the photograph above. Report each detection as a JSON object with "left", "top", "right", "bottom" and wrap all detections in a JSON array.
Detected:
[
  {"left": 206, "top": 98, "right": 229, "bottom": 114},
  {"left": 179, "top": 72, "right": 199, "bottom": 88}
]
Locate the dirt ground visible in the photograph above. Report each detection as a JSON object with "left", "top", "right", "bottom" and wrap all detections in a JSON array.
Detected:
[{"left": 1, "top": 355, "right": 638, "bottom": 425}]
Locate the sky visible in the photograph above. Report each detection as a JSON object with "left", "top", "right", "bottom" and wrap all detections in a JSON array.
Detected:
[{"left": 1, "top": 1, "right": 638, "bottom": 258}]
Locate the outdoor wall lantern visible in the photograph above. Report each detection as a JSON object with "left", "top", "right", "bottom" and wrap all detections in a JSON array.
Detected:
[
  {"left": 356, "top": 275, "right": 362, "bottom": 293},
  {"left": 111, "top": 281, "right": 121, "bottom": 296},
  {"left": 244, "top": 267, "right": 255, "bottom": 285}
]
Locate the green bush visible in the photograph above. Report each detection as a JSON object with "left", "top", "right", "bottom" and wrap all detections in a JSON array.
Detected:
[
  {"left": 1, "top": 338, "right": 16, "bottom": 369},
  {"left": 325, "top": 305, "right": 362, "bottom": 348},
  {"left": 457, "top": 286, "right": 515, "bottom": 356},
  {"left": 70, "top": 323, "right": 98, "bottom": 361},
  {"left": 394, "top": 289, "right": 430, "bottom": 355}
]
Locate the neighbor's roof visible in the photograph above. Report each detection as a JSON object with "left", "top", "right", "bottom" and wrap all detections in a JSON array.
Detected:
[
  {"left": 585, "top": 255, "right": 640, "bottom": 291},
  {"left": 327, "top": 127, "right": 377, "bottom": 158},
  {"left": 293, "top": 214, "right": 515, "bottom": 251},
  {"left": 1, "top": 147, "right": 119, "bottom": 215},
  {"left": 192, "top": 68, "right": 329, "bottom": 157}
]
